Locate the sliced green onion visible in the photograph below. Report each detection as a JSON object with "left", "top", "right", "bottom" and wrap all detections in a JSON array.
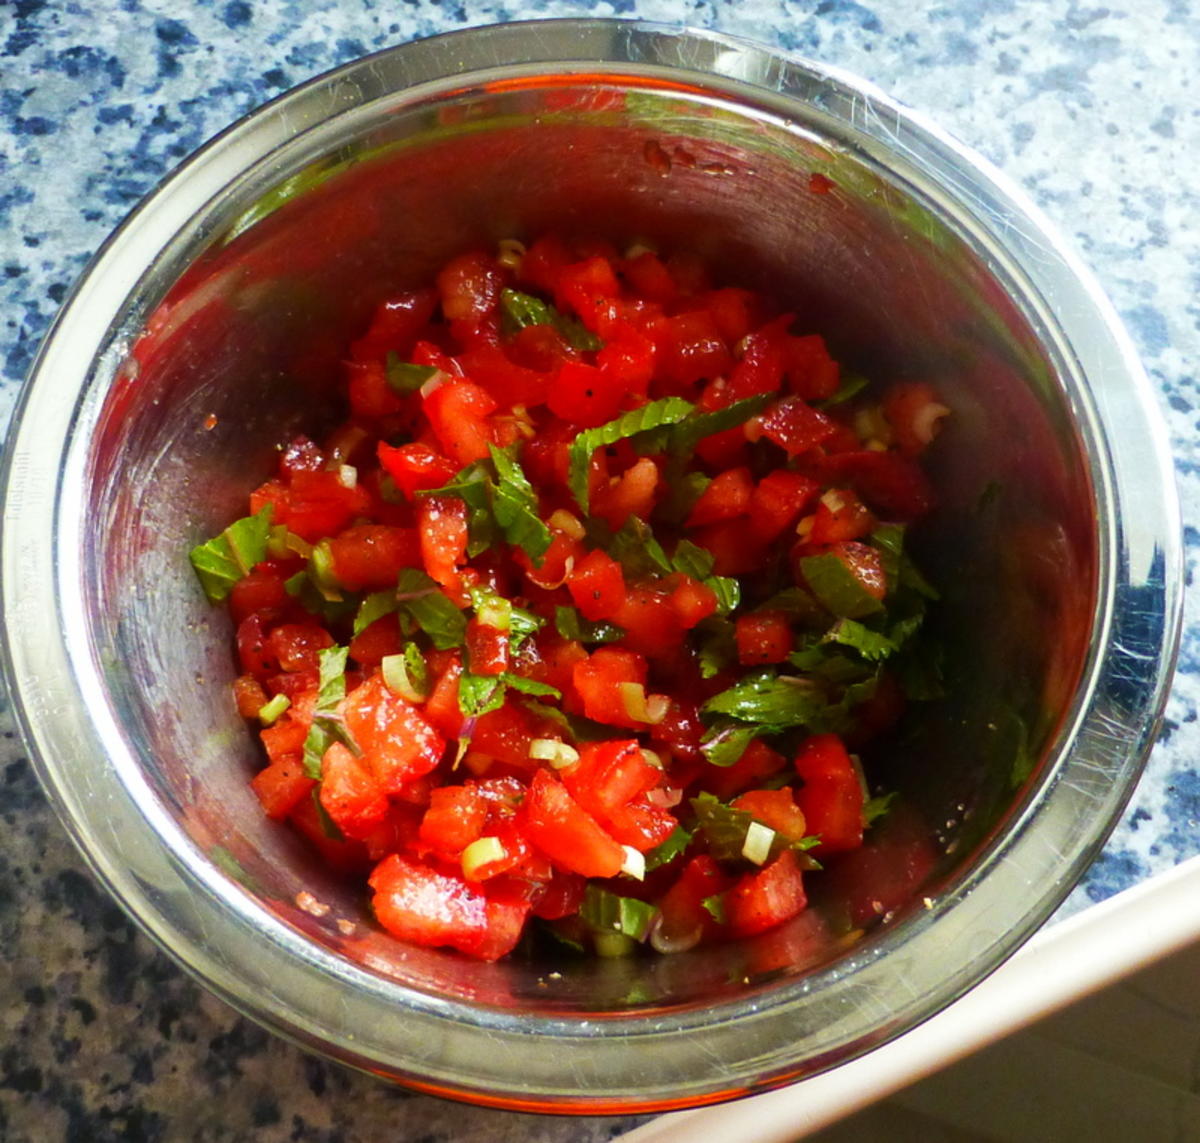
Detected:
[
  {"left": 742, "top": 821, "right": 776, "bottom": 866},
  {"left": 620, "top": 846, "right": 646, "bottom": 882},
  {"left": 594, "top": 932, "right": 637, "bottom": 958},
  {"left": 528, "top": 738, "right": 580, "bottom": 768},
  {"left": 461, "top": 836, "right": 506, "bottom": 881},
  {"left": 257, "top": 694, "right": 291, "bottom": 726},
  {"left": 381, "top": 650, "right": 428, "bottom": 703}
]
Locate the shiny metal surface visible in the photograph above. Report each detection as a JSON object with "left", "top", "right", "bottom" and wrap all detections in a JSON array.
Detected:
[{"left": 0, "top": 19, "right": 1181, "bottom": 1112}]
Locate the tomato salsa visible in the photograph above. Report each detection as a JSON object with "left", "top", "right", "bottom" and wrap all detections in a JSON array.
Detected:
[{"left": 190, "top": 235, "right": 948, "bottom": 962}]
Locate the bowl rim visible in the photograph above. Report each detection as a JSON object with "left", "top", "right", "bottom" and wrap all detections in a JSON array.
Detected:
[{"left": 0, "top": 17, "right": 1182, "bottom": 1113}]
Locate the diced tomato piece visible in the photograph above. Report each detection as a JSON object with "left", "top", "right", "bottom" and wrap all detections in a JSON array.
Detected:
[
  {"left": 229, "top": 563, "right": 292, "bottom": 625},
  {"left": 423, "top": 654, "right": 464, "bottom": 739},
  {"left": 470, "top": 701, "right": 542, "bottom": 768},
  {"left": 521, "top": 769, "right": 625, "bottom": 878},
  {"left": 809, "top": 488, "right": 874, "bottom": 545},
  {"left": 667, "top": 575, "right": 718, "bottom": 629},
  {"left": 419, "top": 785, "right": 489, "bottom": 855},
  {"left": 519, "top": 234, "right": 571, "bottom": 295},
  {"left": 233, "top": 673, "right": 269, "bottom": 719},
  {"left": 648, "top": 697, "right": 706, "bottom": 765},
  {"left": 622, "top": 249, "right": 677, "bottom": 304},
  {"left": 610, "top": 585, "right": 686, "bottom": 656},
  {"left": 342, "top": 674, "right": 444, "bottom": 794},
  {"left": 759, "top": 397, "right": 837, "bottom": 456},
  {"left": 346, "top": 358, "right": 406, "bottom": 421},
  {"left": 655, "top": 855, "right": 735, "bottom": 946},
  {"left": 288, "top": 795, "right": 371, "bottom": 874},
  {"left": 598, "top": 328, "right": 656, "bottom": 397},
  {"left": 783, "top": 333, "right": 840, "bottom": 402},
  {"left": 376, "top": 442, "right": 459, "bottom": 500},
  {"left": 279, "top": 436, "right": 325, "bottom": 477},
  {"left": 437, "top": 250, "right": 504, "bottom": 324},
  {"left": 817, "top": 450, "right": 935, "bottom": 521},
  {"left": 525, "top": 633, "right": 587, "bottom": 697},
  {"left": 249, "top": 477, "right": 290, "bottom": 522},
  {"left": 567, "top": 548, "right": 626, "bottom": 621},
  {"left": 349, "top": 289, "right": 439, "bottom": 364},
  {"left": 531, "top": 871, "right": 588, "bottom": 920},
  {"left": 725, "top": 850, "right": 808, "bottom": 938},
  {"left": 572, "top": 646, "right": 649, "bottom": 728},
  {"left": 369, "top": 853, "right": 530, "bottom": 961},
  {"left": 686, "top": 466, "right": 754, "bottom": 527},
  {"left": 250, "top": 756, "right": 315, "bottom": 820},
  {"left": 328, "top": 525, "right": 421, "bottom": 592},
  {"left": 320, "top": 741, "right": 390, "bottom": 840},
  {"left": 748, "top": 470, "right": 820, "bottom": 542},
  {"left": 423, "top": 379, "right": 498, "bottom": 466},
  {"left": 735, "top": 610, "right": 792, "bottom": 665},
  {"left": 561, "top": 739, "right": 657, "bottom": 818},
  {"left": 689, "top": 519, "right": 768, "bottom": 578},
  {"left": 260, "top": 715, "right": 309, "bottom": 765},
  {"left": 798, "top": 540, "right": 888, "bottom": 606},
  {"left": 726, "top": 315, "right": 790, "bottom": 401},
  {"left": 556, "top": 255, "right": 621, "bottom": 331},
  {"left": 465, "top": 618, "right": 509, "bottom": 677},
  {"left": 417, "top": 495, "right": 468, "bottom": 592},
  {"left": 732, "top": 788, "right": 808, "bottom": 842},
  {"left": 590, "top": 455, "right": 660, "bottom": 531},
  {"left": 348, "top": 615, "right": 403, "bottom": 668},
  {"left": 267, "top": 623, "right": 333, "bottom": 673},
  {"left": 793, "top": 733, "right": 864, "bottom": 854},
  {"left": 882, "top": 382, "right": 946, "bottom": 457},
  {"left": 604, "top": 799, "right": 678, "bottom": 851},
  {"left": 705, "top": 738, "right": 788, "bottom": 801},
  {"left": 546, "top": 359, "right": 624, "bottom": 427},
  {"left": 457, "top": 343, "right": 551, "bottom": 408},
  {"left": 285, "top": 470, "right": 371, "bottom": 543},
  {"left": 650, "top": 309, "right": 733, "bottom": 391},
  {"left": 705, "top": 287, "right": 761, "bottom": 343}
]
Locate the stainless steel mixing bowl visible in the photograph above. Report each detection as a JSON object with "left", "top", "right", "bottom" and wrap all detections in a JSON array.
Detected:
[{"left": 0, "top": 19, "right": 1181, "bottom": 1113}]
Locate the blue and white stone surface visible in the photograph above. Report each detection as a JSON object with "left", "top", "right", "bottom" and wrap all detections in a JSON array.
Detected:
[{"left": 2, "top": 1, "right": 1198, "bottom": 1139}]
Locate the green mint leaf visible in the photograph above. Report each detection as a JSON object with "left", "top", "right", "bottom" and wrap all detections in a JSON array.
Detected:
[
  {"left": 869, "top": 524, "right": 939, "bottom": 600},
  {"left": 863, "top": 791, "right": 897, "bottom": 826},
  {"left": 311, "top": 787, "right": 346, "bottom": 840},
  {"left": 395, "top": 568, "right": 467, "bottom": 650},
  {"left": 644, "top": 826, "right": 693, "bottom": 872},
  {"left": 798, "top": 551, "right": 885, "bottom": 619},
  {"left": 672, "top": 539, "right": 715, "bottom": 580},
  {"left": 699, "top": 720, "right": 761, "bottom": 767},
  {"left": 601, "top": 516, "right": 673, "bottom": 579},
  {"left": 353, "top": 590, "right": 399, "bottom": 637},
  {"left": 579, "top": 885, "right": 658, "bottom": 941},
  {"left": 701, "top": 893, "right": 727, "bottom": 925},
  {"left": 701, "top": 670, "right": 829, "bottom": 730},
  {"left": 691, "top": 792, "right": 821, "bottom": 865},
  {"left": 384, "top": 353, "right": 438, "bottom": 395},
  {"left": 189, "top": 506, "right": 273, "bottom": 603},
  {"left": 706, "top": 576, "right": 741, "bottom": 617},
  {"left": 758, "top": 586, "right": 827, "bottom": 629},
  {"left": 568, "top": 398, "right": 694, "bottom": 512},
  {"left": 302, "top": 646, "right": 356, "bottom": 778},
  {"left": 499, "top": 287, "right": 603, "bottom": 351},
  {"left": 417, "top": 462, "right": 497, "bottom": 558},
  {"left": 821, "top": 618, "right": 897, "bottom": 662},
  {"left": 457, "top": 671, "right": 508, "bottom": 718},
  {"left": 501, "top": 674, "right": 562, "bottom": 699},
  {"left": 554, "top": 605, "right": 626, "bottom": 645},
  {"left": 520, "top": 700, "right": 613, "bottom": 743},
  {"left": 664, "top": 394, "right": 772, "bottom": 459},
  {"left": 488, "top": 444, "right": 552, "bottom": 564},
  {"left": 816, "top": 371, "right": 870, "bottom": 408}
]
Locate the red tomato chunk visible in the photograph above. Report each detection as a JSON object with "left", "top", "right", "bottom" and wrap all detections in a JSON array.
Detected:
[{"left": 199, "top": 234, "right": 946, "bottom": 963}]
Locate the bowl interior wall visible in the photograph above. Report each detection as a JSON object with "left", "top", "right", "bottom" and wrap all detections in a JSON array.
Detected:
[{"left": 84, "top": 82, "right": 1097, "bottom": 1011}]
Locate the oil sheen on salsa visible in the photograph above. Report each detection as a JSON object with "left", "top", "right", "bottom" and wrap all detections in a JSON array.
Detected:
[{"left": 191, "top": 235, "right": 948, "bottom": 962}]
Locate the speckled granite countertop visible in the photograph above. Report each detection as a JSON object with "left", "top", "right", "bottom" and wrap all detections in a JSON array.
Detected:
[{"left": 1, "top": 1, "right": 1198, "bottom": 1140}]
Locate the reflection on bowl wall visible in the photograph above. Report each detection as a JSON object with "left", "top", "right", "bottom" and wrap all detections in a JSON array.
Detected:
[{"left": 0, "top": 20, "right": 1180, "bottom": 1113}]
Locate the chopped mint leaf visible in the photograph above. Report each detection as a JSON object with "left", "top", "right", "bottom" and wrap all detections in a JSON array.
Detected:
[
  {"left": 568, "top": 398, "right": 694, "bottom": 512},
  {"left": 502, "top": 673, "right": 561, "bottom": 699},
  {"left": 384, "top": 353, "right": 438, "bottom": 395},
  {"left": 644, "top": 826, "right": 693, "bottom": 872},
  {"left": 691, "top": 792, "right": 821, "bottom": 865},
  {"left": 555, "top": 605, "right": 626, "bottom": 645},
  {"left": 706, "top": 576, "right": 740, "bottom": 617},
  {"left": 863, "top": 791, "right": 897, "bottom": 826},
  {"left": 499, "top": 287, "right": 603, "bottom": 351},
  {"left": 696, "top": 617, "right": 736, "bottom": 679},
  {"left": 302, "top": 646, "right": 357, "bottom": 779},
  {"left": 601, "top": 516, "right": 674, "bottom": 579},
  {"left": 663, "top": 393, "right": 772, "bottom": 460},
  {"left": 311, "top": 787, "right": 346, "bottom": 840},
  {"left": 419, "top": 461, "right": 496, "bottom": 558},
  {"left": 701, "top": 893, "right": 727, "bottom": 925},
  {"left": 395, "top": 568, "right": 467, "bottom": 650},
  {"left": 579, "top": 885, "right": 658, "bottom": 941},
  {"left": 189, "top": 506, "right": 273, "bottom": 603},
  {"left": 798, "top": 550, "right": 885, "bottom": 619},
  {"left": 822, "top": 618, "right": 897, "bottom": 661},
  {"left": 869, "top": 524, "right": 939, "bottom": 600},
  {"left": 701, "top": 669, "right": 829, "bottom": 730},
  {"left": 488, "top": 444, "right": 553, "bottom": 564},
  {"left": 353, "top": 590, "right": 399, "bottom": 637},
  {"left": 457, "top": 671, "right": 508, "bottom": 718},
  {"left": 816, "top": 371, "right": 870, "bottom": 408},
  {"left": 672, "top": 539, "right": 715, "bottom": 580},
  {"left": 699, "top": 720, "right": 761, "bottom": 768}
]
